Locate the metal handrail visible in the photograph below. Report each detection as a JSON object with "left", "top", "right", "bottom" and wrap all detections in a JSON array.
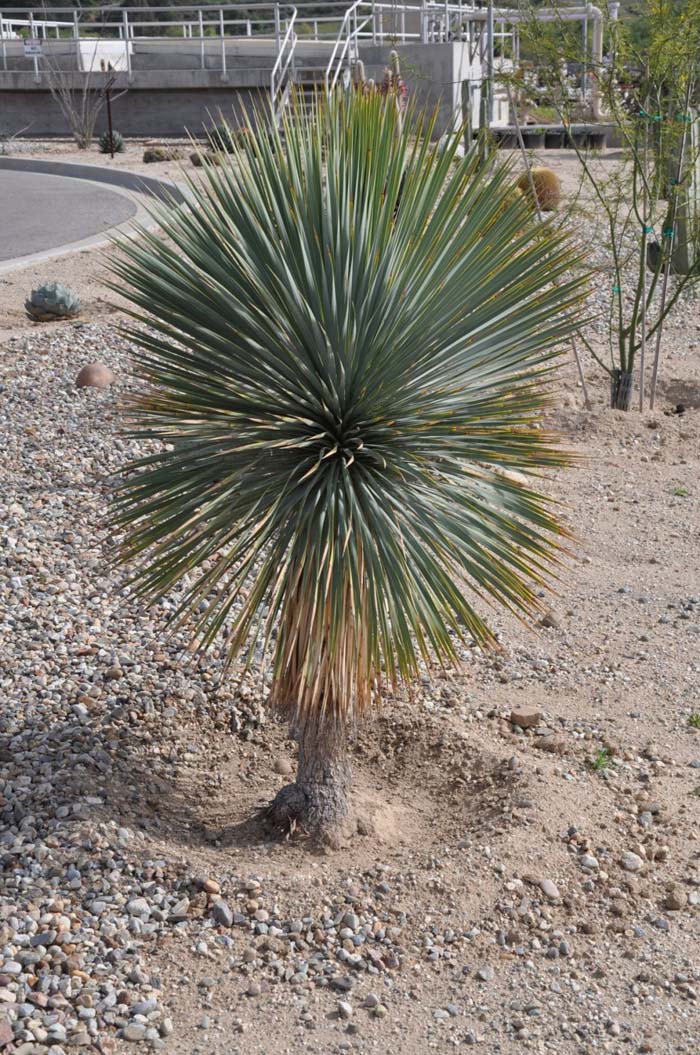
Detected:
[
  {"left": 325, "top": 0, "right": 372, "bottom": 94},
  {"left": 271, "top": 6, "right": 297, "bottom": 116},
  {"left": 0, "top": 0, "right": 607, "bottom": 118},
  {"left": 0, "top": 4, "right": 482, "bottom": 50},
  {"left": 0, "top": 2, "right": 475, "bottom": 82}
]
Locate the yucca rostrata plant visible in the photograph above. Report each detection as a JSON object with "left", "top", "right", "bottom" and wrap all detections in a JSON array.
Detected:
[{"left": 109, "top": 93, "right": 586, "bottom": 844}]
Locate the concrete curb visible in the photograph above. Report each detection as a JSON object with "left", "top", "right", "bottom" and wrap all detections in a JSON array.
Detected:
[
  {"left": 0, "top": 159, "right": 187, "bottom": 273},
  {"left": 0, "top": 156, "right": 186, "bottom": 205}
]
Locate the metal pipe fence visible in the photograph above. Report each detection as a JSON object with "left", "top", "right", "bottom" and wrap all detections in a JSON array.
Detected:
[
  {"left": 0, "top": 2, "right": 487, "bottom": 55},
  {"left": 0, "top": 2, "right": 603, "bottom": 126}
]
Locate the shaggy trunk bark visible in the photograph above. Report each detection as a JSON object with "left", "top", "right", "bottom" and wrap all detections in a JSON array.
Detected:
[
  {"left": 267, "top": 720, "right": 351, "bottom": 843},
  {"left": 610, "top": 369, "right": 634, "bottom": 411}
]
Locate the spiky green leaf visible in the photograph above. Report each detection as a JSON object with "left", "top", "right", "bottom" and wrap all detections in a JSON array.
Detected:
[{"left": 109, "top": 92, "right": 586, "bottom": 727}]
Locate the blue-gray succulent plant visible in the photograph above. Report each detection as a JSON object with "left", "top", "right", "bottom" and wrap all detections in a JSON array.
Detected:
[{"left": 25, "top": 283, "right": 81, "bottom": 322}]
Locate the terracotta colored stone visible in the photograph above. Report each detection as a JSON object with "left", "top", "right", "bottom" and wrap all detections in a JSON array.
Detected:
[
  {"left": 76, "top": 363, "right": 116, "bottom": 389},
  {"left": 510, "top": 707, "right": 542, "bottom": 729}
]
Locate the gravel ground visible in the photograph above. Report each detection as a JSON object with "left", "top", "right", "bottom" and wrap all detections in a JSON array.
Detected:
[{"left": 1, "top": 147, "right": 700, "bottom": 1054}]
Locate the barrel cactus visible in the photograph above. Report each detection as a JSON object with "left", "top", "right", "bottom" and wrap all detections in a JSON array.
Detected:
[
  {"left": 143, "top": 146, "right": 183, "bottom": 164},
  {"left": 190, "top": 151, "right": 223, "bottom": 168},
  {"left": 516, "top": 166, "right": 561, "bottom": 212},
  {"left": 99, "top": 129, "right": 125, "bottom": 154},
  {"left": 25, "top": 283, "right": 81, "bottom": 322}
]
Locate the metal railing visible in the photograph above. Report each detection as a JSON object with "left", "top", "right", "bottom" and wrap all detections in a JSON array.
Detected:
[
  {"left": 271, "top": 6, "right": 297, "bottom": 117},
  {"left": 0, "top": 3, "right": 486, "bottom": 50},
  {"left": 0, "top": 3, "right": 304, "bottom": 97},
  {"left": 325, "top": 0, "right": 371, "bottom": 93},
  {"left": 0, "top": 15, "right": 71, "bottom": 38},
  {"left": 0, "top": 3, "right": 606, "bottom": 123}
]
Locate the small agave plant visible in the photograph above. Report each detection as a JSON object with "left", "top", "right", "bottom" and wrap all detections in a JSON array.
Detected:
[
  {"left": 25, "top": 283, "right": 81, "bottom": 322},
  {"left": 99, "top": 129, "right": 125, "bottom": 155}
]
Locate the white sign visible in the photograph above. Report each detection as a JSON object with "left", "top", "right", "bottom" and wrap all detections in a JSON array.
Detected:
[{"left": 23, "top": 39, "right": 43, "bottom": 57}]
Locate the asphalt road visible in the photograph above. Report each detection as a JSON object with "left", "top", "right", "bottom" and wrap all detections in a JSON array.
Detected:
[{"left": 0, "top": 171, "right": 137, "bottom": 262}]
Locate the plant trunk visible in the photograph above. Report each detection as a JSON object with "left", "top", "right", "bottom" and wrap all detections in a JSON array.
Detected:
[
  {"left": 266, "top": 720, "right": 351, "bottom": 843},
  {"left": 610, "top": 369, "right": 633, "bottom": 411}
]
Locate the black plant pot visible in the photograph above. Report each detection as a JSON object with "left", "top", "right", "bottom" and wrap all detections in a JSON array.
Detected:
[
  {"left": 610, "top": 369, "right": 633, "bottom": 411},
  {"left": 522, "top": 131, "right": 545, "bottom": 150},
  {"left": 545, "top": 131, "right": 565, "bottom": 149},
  {"left": 587, "top": 131, "right": 607, "bottom": 150}
]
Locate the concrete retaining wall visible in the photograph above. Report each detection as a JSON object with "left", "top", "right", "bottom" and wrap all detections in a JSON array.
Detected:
[
  {"left": 0, "top": 79, "right": 268, "bottom": 138},
  {"left": 0, "top": 35, "right": 333, "bottom": 137},
  {"left": 0, "top": 39, "right": 461, "bottom": 138}
]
